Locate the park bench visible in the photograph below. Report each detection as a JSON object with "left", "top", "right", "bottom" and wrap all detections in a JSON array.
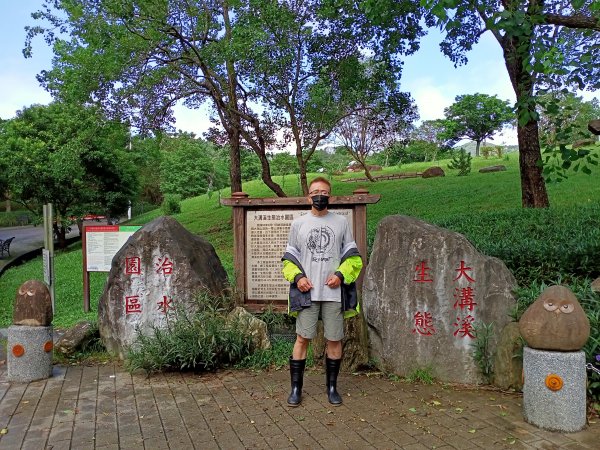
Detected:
[{"left": 0, "top": 236, "right": 15, "bottom": 258}]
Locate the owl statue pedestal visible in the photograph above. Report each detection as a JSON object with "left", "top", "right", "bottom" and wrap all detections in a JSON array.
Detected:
[
  {"left": 7, "top": 325, "right": 54, "bottom": 382},
  {"left": 522, "top": 347, "right": 587, "bottom": 432}
]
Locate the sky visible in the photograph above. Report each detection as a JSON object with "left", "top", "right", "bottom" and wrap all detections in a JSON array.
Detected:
[{"left": 1, "top": 3, "right": 596, "bottom": 147}]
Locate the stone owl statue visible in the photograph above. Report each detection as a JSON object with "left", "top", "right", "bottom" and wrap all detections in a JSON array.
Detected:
[{"left": 519, "top": 285, "right": 590, "bottom": 351}]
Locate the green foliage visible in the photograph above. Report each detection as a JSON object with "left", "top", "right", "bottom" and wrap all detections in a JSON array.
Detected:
[
  {"left": 236, "top": 339, "right": 290, "bottom": 370},
  {"left": 404, "top": 140, "right": 441, "bottom": 163},
  {"left": 539, "top": 93, "right": 600, "bottom": 183},
  {"left": 0, "top": 102, "right": 138, "bottom": 242},
  {"left": 470, "top": 322, "right": 495, "bottom": 383},
  {"left": 406, "top": 366, "right": 435, "bottom": 384},
  {"left": 270, "top": 153, "right": 297, "bottom": 177},
  {"left": 161, "top": 194, "right": 182, "bottom": 216},
  {"left": 0, "top": 211, "right": 36, "bottom": 227},
  {"left": 447, "top": 149, "right": 472, "bottom": 176},
  {"left": 241, "top": 149, "right": 262, "bottom": 182},
  {"left": 434, "top": 204, "right": 600, "bottom": 287},
  {"left": 126, "top": 292, "right": 252, "bottom": 375},
  {"left": 443, "top": 94, "right": 514, "bottom": 156},
  {"left": 160, "top": 135, "right": 229, "bottom": 198}
]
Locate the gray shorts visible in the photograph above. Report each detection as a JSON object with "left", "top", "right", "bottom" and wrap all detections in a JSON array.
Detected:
[{"left": 296, "top": 301, "right": 344, "bottom": 341}]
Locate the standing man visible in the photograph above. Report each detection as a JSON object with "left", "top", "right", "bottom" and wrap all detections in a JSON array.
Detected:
[{"left": 282, "top": 177, "right": 363, "bottom": 406}]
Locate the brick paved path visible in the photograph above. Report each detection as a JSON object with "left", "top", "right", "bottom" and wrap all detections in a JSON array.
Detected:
[{"left": 0, "top": 364, "right": 598, "bottom": 449}]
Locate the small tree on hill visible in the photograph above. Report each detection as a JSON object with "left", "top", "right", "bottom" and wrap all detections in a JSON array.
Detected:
[
  {"left": 443, "top": 94, "right": 514, "bottom": 158},
  {"left": 448, "top": 149, "right": 472, "bottom": 176}
]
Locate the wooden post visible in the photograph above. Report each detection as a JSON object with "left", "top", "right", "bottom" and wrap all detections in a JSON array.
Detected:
[
  {"left": 231, "top": 192, "right": 249, "bottom": 307},
  {"left": 352, "top": 188, "right": 369, "bottom": 291}
]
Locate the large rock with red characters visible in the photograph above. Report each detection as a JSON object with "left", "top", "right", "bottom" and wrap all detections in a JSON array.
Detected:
[
  {"left": 98, "top": 216, "right": 229, "bottom": 358},
  {"left": 363, "top": 216, "right": 517, "bottom": 384}
]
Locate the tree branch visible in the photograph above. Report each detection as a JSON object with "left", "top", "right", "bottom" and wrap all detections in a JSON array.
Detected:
[{"left": 543, "top": 13, "right": 600, "bottom": 31}]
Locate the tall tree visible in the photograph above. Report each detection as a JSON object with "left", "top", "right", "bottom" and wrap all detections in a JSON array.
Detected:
[
  {"left": 334, "top": 89, "right": 418, "bottom": 181},
  {"left": 443, "top": 93, "right": 514, "bottom": 157},
  {"left": 25, "top": 0, "right": 285, "bottom": 196},
  {"left": 421, "top": 0, "right": 600, "bottom": 207},
  {"left": 0, "top": 102, "right": 138, "bottom": 247},
  {"left": 229, "top": 0, "right": 426, "bottom": 194}
]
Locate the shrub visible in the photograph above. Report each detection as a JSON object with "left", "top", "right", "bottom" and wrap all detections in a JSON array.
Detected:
[
  {"left": 161, "top": 194, "right": 182, "bottom": 215},
  {"left": 447, "top": 149, "right": 472, "bottom": 175},
  {"left": 471, "top": 322, "right": 495, "bottom": 383},
  {"left": 125, "top": 292, "right": 252, "bottom": 374},
  {"left": 433, "top": 204, "right": 600, "bottom": 286},
  {"left": 0, "top": 211, "right": 36, "bottom": 227}
]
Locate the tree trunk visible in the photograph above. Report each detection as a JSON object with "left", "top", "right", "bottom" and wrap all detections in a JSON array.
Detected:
[
  {"left": 53, "top": 223, "right": 67, "bottom": 249},
  {"left": 298, "top": 153, "right": 309, "bottom": 196},
  {"left": 5, "top": 199, "right": 10, "bottom": 212},
  {"left": 357, "top": 158, "right": 376, "bottom": 182},
  {"left": 228, "top": 129, "right": 242, "bottom": 193},
  {"left": 475, "top": 140, "right": 481, "bottom": 157},
  {"left": 255, "top": 147, "right": 286, "bottom": 196},
  {"left": 517, "top": 119, "right": 549, "bottom": 207},
  {"left": 502, "top": 35, "right": 550, "bottom": 208}
]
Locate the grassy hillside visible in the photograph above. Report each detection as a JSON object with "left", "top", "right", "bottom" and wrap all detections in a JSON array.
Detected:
[{"left": 1, "top": 151, "right": 598, "bottom": 327}]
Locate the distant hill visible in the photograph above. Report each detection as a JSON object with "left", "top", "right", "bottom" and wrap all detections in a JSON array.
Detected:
[{"left": 455, "top": 141, "right": 518, "bottom": 155}]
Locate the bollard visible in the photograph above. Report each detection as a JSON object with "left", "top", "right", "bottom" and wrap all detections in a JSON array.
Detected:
[
  {"left": 7, "top": 280, "right": 54, "bottom": 382},
  {"left": 519, "top": 285, "right": 591, "bottom": 433},
  {"left": 522, "top": 347, "right": 587, "bottom": 432}
]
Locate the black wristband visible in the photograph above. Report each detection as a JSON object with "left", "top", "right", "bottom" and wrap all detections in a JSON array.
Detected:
[
  {"left": 334, "top": 271, "right": 344, "bottom": 282},
  {"left": 294, "top": 273, "right": 306, "bottom": 283}
]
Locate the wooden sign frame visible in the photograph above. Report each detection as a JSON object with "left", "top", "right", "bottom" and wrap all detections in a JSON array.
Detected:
[{"left": 221, "top": 189, "right": 380, "bottom": 312}]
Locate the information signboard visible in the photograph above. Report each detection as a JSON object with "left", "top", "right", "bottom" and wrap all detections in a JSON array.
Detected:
[
  {"left": 82, "top": 224, "right": 142, "bottom": 312},
  {"left": 221, "top": 190, "right": 379, "bottom": 312},
  {"left": 245, "top": 209, "right": 352, "bottom": 301},
  {"left": 85, "top": 225, "right": 142, "bottom": 271}
]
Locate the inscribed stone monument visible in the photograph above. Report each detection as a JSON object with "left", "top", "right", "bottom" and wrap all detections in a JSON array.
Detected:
[
  {"left": 363, "top": 215, "right": 516, "bottom": 384},
  {"left": 98, "top": 216, "right": 229, "bottom": 358}
]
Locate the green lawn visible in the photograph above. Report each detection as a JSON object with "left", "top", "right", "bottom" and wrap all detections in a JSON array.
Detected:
[{"left": 1, "top": 151, "right": 599, "bottom": 328}]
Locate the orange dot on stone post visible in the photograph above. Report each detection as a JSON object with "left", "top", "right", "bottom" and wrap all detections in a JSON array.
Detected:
[
  {"left": 12, "top": 344, "right": 25, "bottom": 357},
  {"left": 545, "top": 374, "right": 563, "bottom": 391},
  {"left": 44, "top": 341, "right": 53, "bottom": 352}
]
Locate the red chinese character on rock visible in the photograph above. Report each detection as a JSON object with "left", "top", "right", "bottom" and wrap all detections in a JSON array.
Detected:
[
  {"left": 453, "top": 287, "right": 477, "bottom": 311},
  {"left": 414, "top": 261, "right": 433, "bottom": 283},
  {"left": 454, "top": 260, "right": 475, "bottom": 283},
  {"left": 157, "top": 295, "right": 173, "bottom": 314},
  {"left": 125, "top": 295, "right": 142, "bottom": 314},
  {"left": 453, "top": 315, "right": 476, "bottom": 338},
  {"left": 155, "top": 256, "right": 173, "bottom": 275},
  {"left": 125, "top": 257, "right": 141, "bottom": 275},
  {"left": 412, "top": 311, "right": 436, "bottom": 336}
]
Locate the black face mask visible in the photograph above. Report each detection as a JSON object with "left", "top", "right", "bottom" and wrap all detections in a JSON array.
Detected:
[{"left": 311, "top": 195, "right": 329, "bottom": 211}]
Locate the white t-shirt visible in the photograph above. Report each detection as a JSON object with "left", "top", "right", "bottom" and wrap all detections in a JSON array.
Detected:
[{"left": 285, "top": 211, "right": 356, "bottom": 302}]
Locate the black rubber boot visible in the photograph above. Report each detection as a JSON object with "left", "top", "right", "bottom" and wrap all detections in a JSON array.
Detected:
[
  {"left": 287, "top": 357, "right": 306, "bottom": 407},
  {"left": 326, "top": 357, "right": 343, "bottom": 406}
]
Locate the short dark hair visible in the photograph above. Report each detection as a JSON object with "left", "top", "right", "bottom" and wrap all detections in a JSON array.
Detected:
[{"left": 308, "top": 176, "right": 332, "bottom": 192}]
